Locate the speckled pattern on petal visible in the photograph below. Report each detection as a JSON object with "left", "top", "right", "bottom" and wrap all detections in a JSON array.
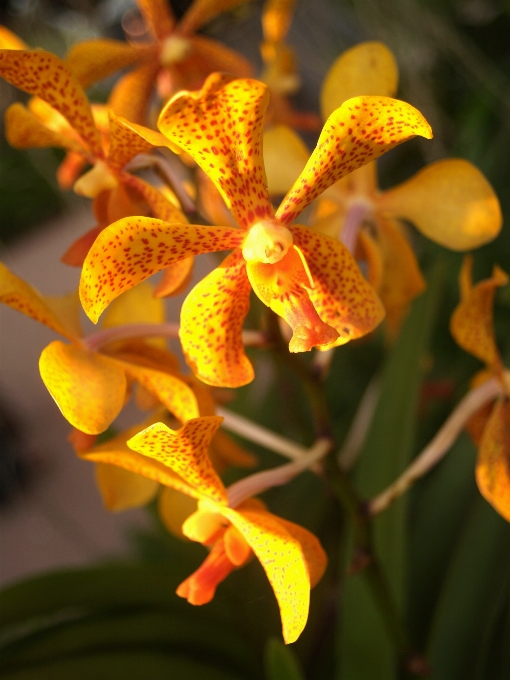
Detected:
[
  {"left": 158, "top": 73, "right": 273, "bottom": 229},
  {"left": 276, "top": 95, "right": 432, "bottom": 225},
  {"left": 5, "top": 103, "right": 87, "bottom": 153},
  {"left": 476, "top": 399, "right": 510, "bottom": 523},
  {"left": 0, "top": 50, "right": 103, "bottom": 157},
  {"left": 179, "top": 249, "right": 254, "bottom": 388},
  {"left": 127, "top": 418, "right": 227, "bottom": 504},
  {"left": 80, "top": 217, "right": 243, "bottom": 322},
  {"left": 107, "top": 109, "right": 156, "bottom": 171}
]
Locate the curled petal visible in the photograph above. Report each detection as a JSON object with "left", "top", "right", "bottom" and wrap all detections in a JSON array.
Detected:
[
  {"left": 137, "top": 0, "right": 176, "bottom": 40},
  {"left": 5, "top": 103, "right": 86, "bottom": 153},
  {"left": 180, "top": 249, "right": 254, "bottom": 388},
  {"left": 158, "top": 73, "right": 273, "bottom": 228},
  {"left": 0, "top": 262, "right": 80, "bottom": 340},
  {"left": 39, "top": 341, "right": 127, "bottom": 434},
  {"left": 263, "top": 124, "right": 309, "bottom": 196},
  {"left": 108, "top": 61, "right": 160, "bottom": 124},
  {"left": 292, "top": 225, "right": 385, "bottom": 346},
  {"left": 450, "top": 257, "right": 508, "bottom": 372},
  {"left": 321, "top": 42, "right": 398, "bottom": 120},
  {"left": 95, "top": 462, "right": 158, "bottom": 511},
  {"left": 247, "top": 246, "right": 339, "bottom": 351},
  {"left": 79, "top": 218, "right": 243, "bottom": 323},
  {"left": 276, "top": 96, "right": 432, "bottom": 225},
  {"left": 377, "top": 159, "right": 502, "bottom": 251},
  {"left": 179, "top": 0, "right": 251, "bottom": 35},
  {"left": 476, "top": 399, "right": 510, "bottom": 522},
  {"left": 114, "top": 115, "right": 181, "bottom": 154},
  {"left": 127, "top": 418, "right": 227, "bottom": 504},
  {"left": 154, "top": 258, "right": 194, "bottom": 297},
  {"left": 62, "top": 226, "right": 103, "bottom": 267},
  {"left": 220, "top": 506, "right": 311, "bottom": 644},
  {"left": 0, "top": 50, "right": 102, "bottom": 157},
  {"left": 65, "top": 39, "right": 142, "bottom": 90}
]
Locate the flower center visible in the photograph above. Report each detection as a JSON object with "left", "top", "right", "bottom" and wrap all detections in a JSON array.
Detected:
[
  {"left": 73, "top": 160, "right": 118, "bottom": 198},
  {"left": 242, "top": 220, "right": 293, "bottom": 265},
  {"left": 160, "top": 35, "right": 192, "bottom": 65}
]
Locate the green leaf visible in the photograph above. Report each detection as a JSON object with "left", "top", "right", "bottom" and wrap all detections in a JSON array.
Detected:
[
  {"left": 337, "top": 260, "right": 445, "bottom": 680},
  {"left": 264, "top": 637, "right": 305, "bottom": 680}
]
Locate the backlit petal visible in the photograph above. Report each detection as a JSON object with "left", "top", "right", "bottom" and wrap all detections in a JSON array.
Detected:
[
  {"left": 179, "top": 0, "right": 251, "bottom": 35},
  {"left": 182, "top": 507, "right": 226, "bottom": 543},
  {"left": 107, "top": 109, "right": 157, "bottom": 171},
  {"left": 39, "top": 341, "right": 127, "bottom": 434},
  {"left": 321, "top": 42, "right": 398, "bottom": 120},
  {"left": 101, "top": 281, "right": 165, "bottom": 329},
  {"left": 291, "top": 224, "right": 385, "bottom": 346},
  {"left": 450, "top": 257, "right": 508, "bottom": 372},
  {"left": 158, "top": 73, "right": 273, "bottom": 228},
  {"left": 108, "top": 62, "right": 160, "bottom": 124},
  {"left": 263, "top": 124, "right": 309, "bottom": 196},
  {"left": 137, "top": 0, "right": 176, "bottom": 40},
  {"left": 114, "top": 115, "right": 181, "bottom": 154},
  {"left": 176, "top": 538, "right": 237, "bottom": 605},
  {"left": 224, "top": 524, "right": 252, "bottom": 565},
  {"left": 0, "top": 26, "right": 27, "bottom": 50},
  {"left": 262, "top": 0, "right": 296, "bottom": 42},
  {"left": 220, "top": 506, "right": 310, "bottom": 644},
  {"left": 5, "top": 103, "right": 86, "bottom": 153},
  {"left": 159, "top": 486, "right": 198, "bottom": 539},
  {"left": 95, "top": 462, "right": 158, "bottom": 511},
  {"left": 377, "top": 159, "right": 502, "bottom": 250},
  {"left": 247, "top": 246, "right": 339, "bottom": 352},
  {"left": 0, "top": 50, "right": 102, "bottom": 157},
  {"left": 268, "top": 516, "right": 327, "bottom": 588},
  {"left": 476, "top": 399, "right": 510, "bottom": 522},
  {"left": 79, "top": 217, "right": 243, "bottom": 323},
  {"left": 0, "top": 262, "right": 79, "bottom": 340},
  {"left": 276, "top": 96, "right": 432, "bottom": 225},
  {"left": 127, "top": 418, "right": 228, "bottom": 504},
  {"left": 180, "top": 249, "right": 254, "bottom": 387},
  {"left": 65, "top": 39, "right": 142, "bottom": 90}
]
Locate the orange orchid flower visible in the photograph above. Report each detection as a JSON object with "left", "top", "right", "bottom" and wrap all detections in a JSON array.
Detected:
[
  {"left": 264, "top": 42, "right": 502, "bottom": 336},
  {"left": 64, "top": 0, "right": 253, "bottom": 117},
  {"left": 80, "top": 73, "right": 432, "bottom": 387},
  {"left": 0, "top": 263, "right": 200, "bottom": 434},
  {"left": 80, "top": 415, "right": 327, "bottom": 643},
  {"left": 450, "top": 256, "right": 510, "bottom": 521}
]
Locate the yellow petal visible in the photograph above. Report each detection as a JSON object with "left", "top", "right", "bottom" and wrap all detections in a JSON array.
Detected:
[
  {"left": 95, "top": 462, "right": 158, "bottom": 511},
  {"left": 39, "top": 341, "right": 127, "bottom": 434},
  {"left": 154, "top": 258, "right": 194, "bottom": 297},
  {"left": 65, "top": 39, "right": 142, "bottom": 90},
  {"left": 5, "top": 103, "right": 86, "bottom": 153},
  {"left": 0, "top": 26, "right": 27, "bottom": 50},
  {"left": 182, "top": 507, "right": 226, "bottom": 543},
  {"left": 180, "top": 249, "right": 254, "bottom": 388},
  {"left": 321, "top": 42, "right": 398, "bottom": 120},
  {"left": 356, "top": 229, "right": 384, "bottom": 291},
  {"left": 276, "top": 96, "right": 432, "bottom": 225},
  {"left": 476, "top": 398, "right": 510, "bottom": 522},
  {"left": 291, "top": 225, "right": 385, "bottom": 346},
  {"left": 377, "top": 159, "right": 502, "bottom": 251},
  {"left": 223, "top": 524, "right": 252, "bottom": 565},
  {"left": 123, "top": 175, "right": 188, "bottom": 223},
  {"left": 271, "top": 516, "right": 327, "bottom": 588},
  {"left": 220, "top": 506, "right": 311, "bottom": 644},
  {"left": 0, "top": 262, "right": 79, "bottom": 340},
  {"left": 127, "top": 418, "right": 228, "bottom": 504},
  {"left": 101, "top": 281, "right": 164, "bottom": 329},
  {"left": 0, "top": 50, "right": 103, "bottom": 157},
  {"left": 79, "top": 217, "right": 243, "bottom": 323},
  {"left": 450, "top": 257, "right": 508, "bottom": 372},
  {"left": 137, "top": 0, "right": 176, "bottom": 40},
  {"left": 262, "top": 0, "right": 296, "bottom": 42},
  {"left": 263, "top": 124, "right": 309, "bottom": 196},
  {"left": 115, "top": 115, "right": 183, "bottom": 154},
  {"left": 179, "top": 0, "right": 251, "bottom": 34},
  {"left": 158, "top": 486, "right": 198, "bottom": 539},
  {"left": 108, "top": 62, "right": 159, "bottom": 125},
  {"left": 107, "top": 109, "right": 157, "bottom": 171},
  {"left": 158, "top": 73, "right": 273, "bottom": 229}
]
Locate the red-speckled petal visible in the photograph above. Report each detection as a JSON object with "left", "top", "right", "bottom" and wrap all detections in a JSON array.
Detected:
[
  {"left": 39, "top": 341, "right": 127, "bottom": 434},
  {"left": 180, "top": 249, "right": 254, "bottom": 388},
  {"left": 65, "top": 39, "right": 143, "bottom": 90},
  {"left": 107, "top": 109, "right": 155, "bottom": 171},
  {"left": 158, "top": 73, "right": 273, "bottom": 228},
  {"left": 0, "top": 50, "right": 103, "bottom": 157},
  {"left": 5, "top": 103, "right": 87, "bottom": 154},
  {"left": 79, "top": 217, "right": 243, "bottom": 323},
  {"left": 137, "top": 0, "right": 176, "bottom": 40},
  {"left": 219, "top": 506, "right": 310, "bottom": 644},
  {"left": 273, "top": 516, "right": 327, "bottom": 588},
  {"left": 291, "top": 224, "right": 385, "bottom": 345},
  {"left": 476, "top": 398, "right": 510, "bottom": 523},
  {"left": 246, "top": 246, "right": 339, "bottom": 352},
  {"left": 450, "top": 257, "right": 508, "bottom": 373},
  {"left": 127, "top": 417, "right": 227, "bottom": 504},
  {"left": 276, "top": 95, "right": 432, "bottom": 225},
  {"left": 0, "top": 262, "right": 80, "bottom": 340}
]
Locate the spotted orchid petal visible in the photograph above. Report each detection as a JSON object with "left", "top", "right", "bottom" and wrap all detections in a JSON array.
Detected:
[
  {"left": 180, "top": 249, "right": 254, "bottom": 388},
  {"left": 65, "top": 39, "right": 143, "bottom": 90},
  {"left": 127, "top": 418, "right": 228, "bottom": 504},
  {"left": 263, "top": 124, "right": 309, "bottom": 196},
  {"left": 113, "top": 115, "right": 182, "bottom": 154},
  {"left": 247, "top": 245, "right": 340, "bottom": 351},
  {"left": 276, "top": 96, "right": 432, "bottom": 225},
  {"left": 95, "top": 462, "right": 159, "bottom": 511},
  {"left": 137, "top": 0, "right": 176, "bottom": 40},
  {"left": 476, "top": 398, "right": 510, "bottom": 522},
  {"left": 450, "top": 257, "right": 508, "bottom": 373},
  {"left": 39, "top": 341, "right": 127, "bottom": 434},
  {"left": 5, "top": 103, "right": 87, "bottom": 154},
  {"left": 377, "top": 159, "right": 502, "bottom": 251},
  {"left": 123, "top": 175, "right": 188, "bottom": 223},
  {"left": 0, "top": 26, "right": 27, "bottom": 50},
  {"left": 179, "top": 0, "right": 251, "bottom": 35},
  {"left": 158, "top": 73, "right": 273, "bottom": 228},
  {"left": 79, "top": 217, "right": 243, "bottom": 323},
  {"left": 321, "top": 41, "right": 398, "bottom": 120},
  {"left": 0, "top": 262, "right": 81, "bottom": 340},
  {"left": 219, "top": 506, "right": 311, "bottom": 644},
  {"left": 0, "top": 50, "right": 103, "bottom": 157},
  {"left": 108, "top": 62, "right": 160, "bottom": 125},
  {"left": 291, "top": 225, "right": 385, "bottom": 346},
  {"left": 275, "top": 516, "right": 327, "bottom": 588},
  {"left": 107, "top": 109, "right": 158, "bottom": 172}
]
